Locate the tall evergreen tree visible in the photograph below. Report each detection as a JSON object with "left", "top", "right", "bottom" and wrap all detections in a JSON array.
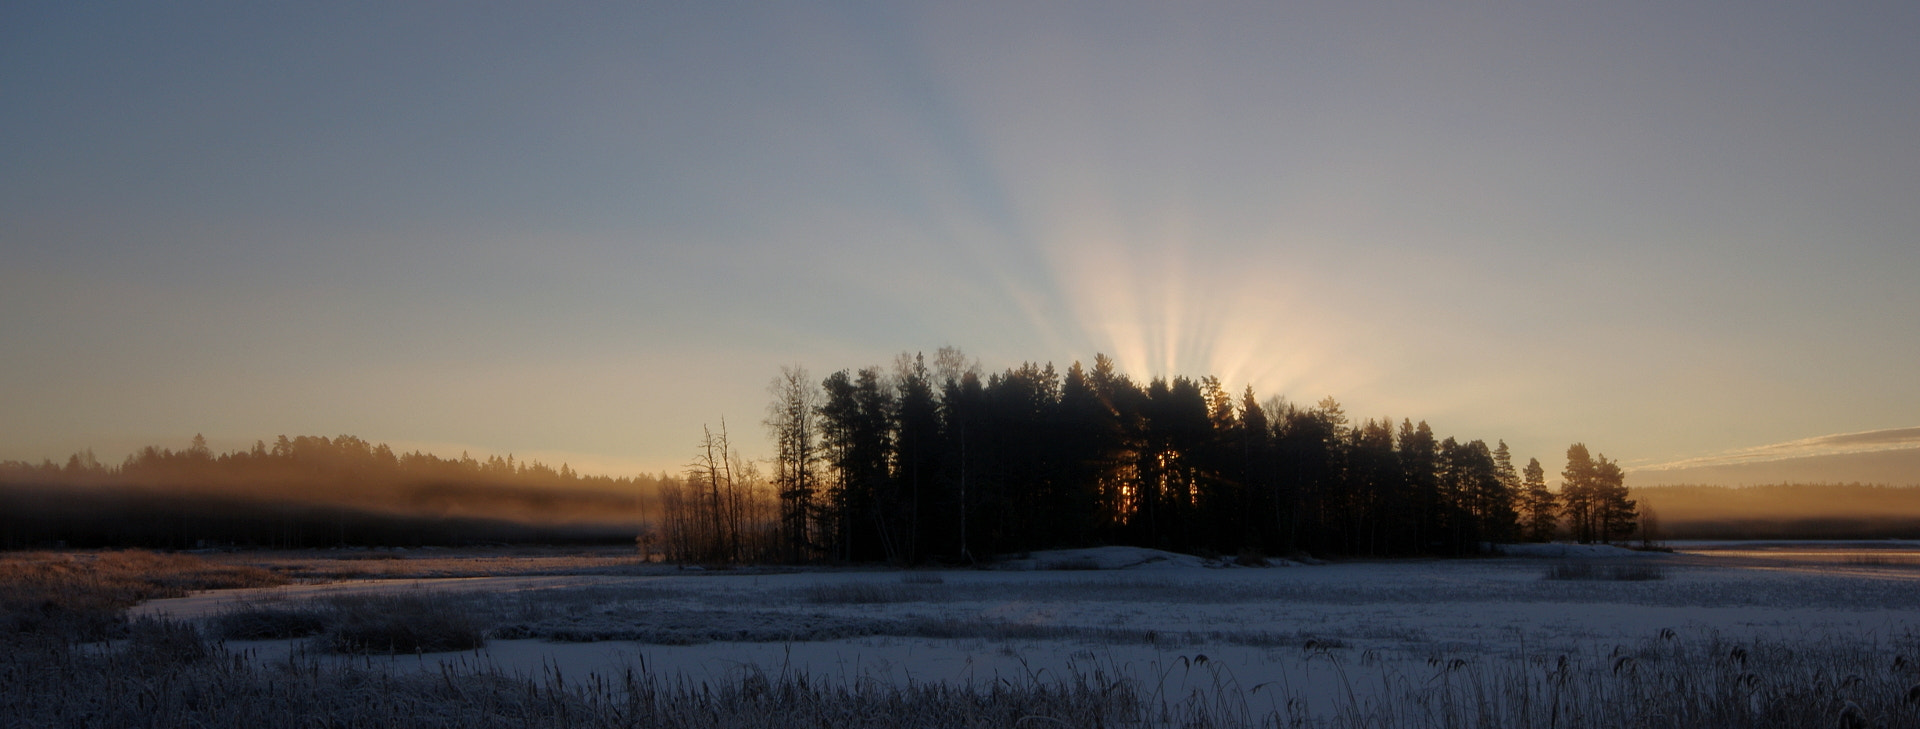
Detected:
[
  {"left": 1234, "top": 387, "right": 1276, "bottom": 552},
  {"left": 1592, "top": 452, "right": 1637, "bottom": 543},
  {"left": 818, "top": 368, "right": 897, "bottom": 561},
  {"left": 892, "top": 353, "right": 943, "bottom": 563},
  {"left": 1519, "top": 457, "right": 1558, "bottom": 542},
  {"left": 1560, "top": 444, "right": 1600, "bottom": 543},
  {"left": 1492, "top": 442, "right": 1521, "bottom": 509},
  {"left": 1463, "top": 440, "right": 1519, "bottom": 546},
  {"left": 1347, "top": 419, "right": 1402, "bottom": 555},
  {"left": 1396, "top": 419, "right": 1441, "bottom": 553}
]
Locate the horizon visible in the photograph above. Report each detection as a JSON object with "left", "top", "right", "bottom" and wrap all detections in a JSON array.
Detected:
[
  {"left": 5, "top": 4, "right": 1916, "bottom": 484},
  {"left": 11, "top": 419, "right": 1919, "bottom": 490}
]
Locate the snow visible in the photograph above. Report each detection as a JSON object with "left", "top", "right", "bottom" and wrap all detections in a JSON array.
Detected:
[
  {"left": 135, "top": 542, "right": 1920, "bottom": 712},
  {"left": 991, "top": 546, "right": 1239, "bottom": 571},
  {"left": 1490, "top": 542, "right": 1647, "bottom": 558}
]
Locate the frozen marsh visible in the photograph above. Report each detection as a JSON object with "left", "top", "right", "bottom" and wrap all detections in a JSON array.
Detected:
[{"left": 87, "top": 542, "right": 1920, "bottom": 726}]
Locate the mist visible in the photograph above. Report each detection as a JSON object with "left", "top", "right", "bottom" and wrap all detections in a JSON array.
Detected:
[
  {"left": 1634, "top": 483, "right": 1920, "bottom": 540},
  {"left": 0, "top": 435, "right": 665, "bottom": 549}
]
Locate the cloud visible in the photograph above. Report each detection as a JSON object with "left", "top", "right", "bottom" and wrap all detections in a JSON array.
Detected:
[{"left": 1635, "top": 426, "right": 1920, "bottom": 473}]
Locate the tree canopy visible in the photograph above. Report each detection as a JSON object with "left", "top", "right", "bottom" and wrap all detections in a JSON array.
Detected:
[{"left": 738, "top": 349, "right": 1633, "bottom": 564}]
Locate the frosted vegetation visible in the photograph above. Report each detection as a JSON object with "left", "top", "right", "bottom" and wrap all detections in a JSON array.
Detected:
[{"left": 9, "top": 544, "right": 1920, "bottom": 727}]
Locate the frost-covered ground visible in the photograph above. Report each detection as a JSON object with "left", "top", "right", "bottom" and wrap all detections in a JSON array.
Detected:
[{"left": 135, "top": 543, "right": 1920, "bottom": 713}]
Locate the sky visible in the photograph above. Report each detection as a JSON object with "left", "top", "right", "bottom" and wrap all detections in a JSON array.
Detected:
[{"left": 3, "top": 2, "right": 1916, "bottom": 480}]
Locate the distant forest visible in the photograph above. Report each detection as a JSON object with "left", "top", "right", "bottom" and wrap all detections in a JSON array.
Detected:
[
  {"left": 652, "top": 349, "right": 1638, "bottom": 564},
  {"left": 1634, "top": 483, "right": 1920, "bottom": 540},
  {"left": 0, "top": 435, "right": 660, "bottom": 549}
]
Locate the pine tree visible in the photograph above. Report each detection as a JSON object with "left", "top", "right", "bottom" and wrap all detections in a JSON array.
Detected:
[
  {"left": 1560, "top": 444, "right": 1599, "bottom": 543},
  {"left": 1592, "top": 452, "right": 1637, "bottom": 543},
  {"left": 1397, "top": 420, "right": 1440, "bottom": 553},
  {"left": 1519, "top": 457, "right": 1558, "bottom": 542}
]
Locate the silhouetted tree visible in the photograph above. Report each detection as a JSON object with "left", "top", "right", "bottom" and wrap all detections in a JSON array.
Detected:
[
  {"left": 1593, "top": 452, "right": 1637, "bottom": 543},
  {"left": 747, "top": 352, "right": 1598, "bottom": 562},
  {"left": 818, "top": 368, "right": 897, "bottom": 562},
  {"left": 893, "top": 353, "right": 943, "bottom": 563},
  {"left": 766, "top": 366, "right": 821, "bottom": 563},
  {"left": 1397, "top": 419, "right": 1441, "bottom": 553},
  {"left": 1519, "top": 457, "right": 1558, "bottom": 541}
]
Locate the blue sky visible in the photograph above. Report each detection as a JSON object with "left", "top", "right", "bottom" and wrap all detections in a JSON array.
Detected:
[{"left": 4, "top": 2, "right": 1916, "bottom": 478}]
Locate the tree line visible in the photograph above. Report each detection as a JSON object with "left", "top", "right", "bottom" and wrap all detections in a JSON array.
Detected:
[
  {"left": 0, "top": 434, "right": 658, "bottom": 549},
  {"left": 1631, "top": 482, "right": 1920, "bottom": 540},
  {"left": 664, "top": 349, "right": 1640, "bottom": 565}
]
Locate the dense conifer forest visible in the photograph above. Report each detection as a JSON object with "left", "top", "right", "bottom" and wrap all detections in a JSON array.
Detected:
[{"left": 656, "top": 349, "right": 1636, "bottom": 564}]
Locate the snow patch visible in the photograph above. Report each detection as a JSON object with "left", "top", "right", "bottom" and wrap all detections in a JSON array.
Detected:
[
  {"left": 1493, "top": 543, "right": 1652, "bottom": 559},
  {"left": 995, "top": 546, "right": 1224, "bottom": 571}
]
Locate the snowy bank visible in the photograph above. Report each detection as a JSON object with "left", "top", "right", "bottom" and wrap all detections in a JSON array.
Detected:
[
  {"left": 992, "top": 545, "right": 1286, "bottom": 570},
  {"left": 1493, "top": 542, "right": 1653, "bottom": 559}
]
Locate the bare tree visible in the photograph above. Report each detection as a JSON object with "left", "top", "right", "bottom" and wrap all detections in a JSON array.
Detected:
[{"left": 766, "top": 366, "right": 820, "bottom": 562}]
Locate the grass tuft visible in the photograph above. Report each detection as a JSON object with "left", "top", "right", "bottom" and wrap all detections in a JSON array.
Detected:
[
  {"left": 214, "top": 601, "right": 329, "bottom": 640},
  {"left": 1543, "top": 561, "right": 1667, "bottom": 581},
  {"left": 318, "top": 593, "right": 487, "bottom": 654},
  {"left": 0, "top": 550, "right": 285, "bottom": 641},
  {"left": 800, "top": 583, "right": 934, "bottom": 604},
  {"left": 1040, "top": 556, "right": 1102, "bottom": 571}
]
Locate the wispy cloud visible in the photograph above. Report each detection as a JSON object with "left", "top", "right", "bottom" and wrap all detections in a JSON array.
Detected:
[{"left": 1635, "top": 427, "right": 1920, "bottom": 473}]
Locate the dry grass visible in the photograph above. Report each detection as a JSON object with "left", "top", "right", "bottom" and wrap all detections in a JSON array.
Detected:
[
  {"left": 216, "top": 591, "right": 494, "bottom": 653},
  {"left": 213, "top": 599, "right": 330, "bottom": 640},
  {"left": 1340, "top": 632, "right": 1920, "bottom": 729},
  {"left": 229, "top": 546, "right": 666, "bottom": 581},
  {"left": 0, "top": 619, "right": 1148, "bottom": 728},
  {"left": 6, "top": 552, "right": 1920, "bottom": 727},
  {"left": 317, "top": 593, "right": 488, "bottom": 654},
  {"left": 1542, "top": 561, "right": 1667, "bottom": 581},
  {"left": 799, "top": 582, "right": 940, "bottom": 604},
  {"left": 6, "top": 617, "right": 1920, "bottom": 728},
  {"left": 0, "top": 550, "right": 285, "bottom": 641},
  {"left": 1041, "top": 556, "right": 1103, "bottom": 570}
]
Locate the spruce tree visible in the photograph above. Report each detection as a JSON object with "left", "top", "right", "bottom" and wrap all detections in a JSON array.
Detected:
[{"left": 1519, "top": 457, "right": 1557, "bottom": 542}]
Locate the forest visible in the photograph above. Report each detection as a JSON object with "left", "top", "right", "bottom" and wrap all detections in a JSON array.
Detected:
[
  {"left": 2, "top": 350, "right": 1643, "bottom": 558},
  {"left": 1633, "top": 482, "right": 1920, "bottom": 540},
  {"left": 0, "top": 435, "right": 657, "bottom": 549},
  {"left": 651, "top": 349, "right": 1638, "bottom": 564}
]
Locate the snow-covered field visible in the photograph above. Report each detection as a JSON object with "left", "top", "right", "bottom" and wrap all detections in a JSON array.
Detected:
[{"left": 135, "top": 543, "right": 1920, "bottom": 715}]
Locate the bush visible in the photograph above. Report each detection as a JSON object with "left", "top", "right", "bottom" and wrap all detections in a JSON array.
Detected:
[
  {"left": 318, "top": 593, "right": 486, "bottom": 654},
  {"left": 1040, "top": 556, "right": 1101, "bottom": 571},
  {"left": 1544, "top": 561, "right": 1666, "bottom": 581},
  {"left": 214, "top": 602, "right": 329, "bottom": 640}
]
